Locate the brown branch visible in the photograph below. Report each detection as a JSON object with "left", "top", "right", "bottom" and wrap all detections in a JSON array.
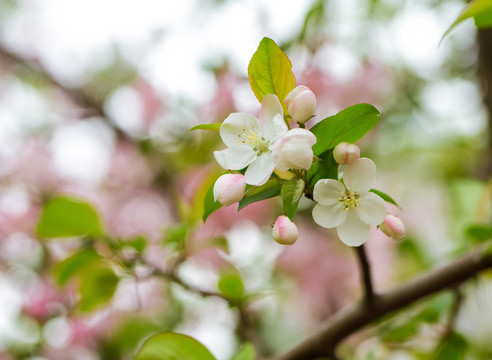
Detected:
[
  {"left": 355, "top": 244, "right": 376, "bottom": 306},
  {"left": 274, "top": 248, "right": 492, "bottom": 360}
]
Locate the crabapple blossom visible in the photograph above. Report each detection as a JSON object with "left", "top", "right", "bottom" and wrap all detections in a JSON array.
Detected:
[
  {"left": 214, "top": 94, "right": 288, "bottom": 185},
  {"left": 284, "top": 85, "right": 316, "bottom": 124},
  {"left": 312, "top": 158, "right": 386, "bottom": 247},
  {"left": 213, "top": 174, "right": 246, "bottom": 206},
  {"left": 272, "top": 128, "right": 317, "bottom": 171},
  {"left": 333, "top": 142, "right": 360, "bottom": 165},
  {"left": 272, "top": 215, "right": 298, "bottom": 245},
  {"left": 379, "top": 214, "right": 406, "bottom": 240}
]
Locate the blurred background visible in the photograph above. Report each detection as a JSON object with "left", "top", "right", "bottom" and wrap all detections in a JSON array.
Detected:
[{"left": 1, "top": 0, "right": 492, "bottom": 359}]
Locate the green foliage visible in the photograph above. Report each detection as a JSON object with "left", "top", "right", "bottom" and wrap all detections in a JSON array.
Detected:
[
  {"left": 443, "top": 0, "right": 492, "bottom": 40},
  {"left": 203, "top": 180, "right": 223, "bottom": 222},
  {"left": 134, "top": 332, "right": 217, "bottom": 360},
  {"left": 281, "top": 178, "right": 305, "bottom": 220},
  {"left": 465, "top": 224, "right": 492, "bottom": 243},
  {"left": 370, "top": 189, "right": 400, "bottom": 208},
  {"left": 218, "top": 267, "right": 245, "bottom": 302},
  {"left": 433, "top": 331, "right": 468, "bottom": 360},
  {"left": 78, "top": 266, "right": 119, "bottom": 313},
  {"left": 306, "top": 149, "right": 338, "bottom": 189},
  {"left": 248, "top": 37, "right": 296, "bottom": 111},
  {"left": 310, "top": 103, "right": 380, "bottom": 157},
  {"left": 54, "top": 248, "right": 101, "bottom": 286},
  {"left": 238, "top": 179, "right": 283, "bottom": 210},
  {"left": 230, "top": 343, "right": 256, "bottom": 360},
  {"left": 124, "top": 236, "right": 148, "bottom": 254},
  {"left": 190, "top": 123, "right": 221, "bottom": 132},
  {"left": 38, "top": 196, "right": 103, "bottom": 238}
]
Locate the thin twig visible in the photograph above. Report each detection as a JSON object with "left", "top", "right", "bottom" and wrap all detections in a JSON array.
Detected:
[{"left": 355, "top": 244, "right": 376, "bottom": 306}]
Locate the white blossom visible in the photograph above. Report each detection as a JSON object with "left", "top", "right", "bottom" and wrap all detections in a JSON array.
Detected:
[{"left": 272, "top": 128, "right": 316, "bottom": 171}]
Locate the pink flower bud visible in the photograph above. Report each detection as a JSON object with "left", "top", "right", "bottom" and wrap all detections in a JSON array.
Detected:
[
  {"left": 379, "top": 214, "right": 406, "bottom": 241},
  {"left": 284, "top": 85, "right": 316, "bottom": 124},
  {"left": 272, "top": 215, "right": 298, "bottom": 245},
  {"left": 333, "top": 142, "right": 360, "bottom": 165},
  {"left": 213, "top": 174, "right": 246, "bottom": 206}
]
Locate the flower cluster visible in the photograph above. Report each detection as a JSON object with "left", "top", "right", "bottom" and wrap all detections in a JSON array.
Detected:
[{"left": 211, "top": 85, "right": 404, "bottom": 247}]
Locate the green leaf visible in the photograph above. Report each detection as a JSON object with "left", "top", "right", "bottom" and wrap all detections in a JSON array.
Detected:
[
  {"left": 238, "top": 179, "right": 283, "bottom": 211},
  {"left": 190, "top": 123, "right": 221, "bottom": 132},
  {"left": 78, "top": 266, "right": 119, "bottom": 313},
  {"left": 442, "top": 0, "right": 492, "bottom": 41},
  {"left": 465, "top": 224, "right": 492, "bottom": 243},
  {"left": 370, "top": 189, "right": 400, "bottom": 208},
  {"left": 281, "top": 179, "right": 305, "bottom": 220},
  {"left": 38, "top": 196, "right": 103, "bottom": 238},
  {"left": 310, "top": 103, "right": 380, "bottom": 157},
  {"left": 54, "top": 249, "right": 101, "bottom": 286},
  {"left": 125, "top": 236, "right": 147, "bottom": 254},
  {"left": 203, "top": 180, "right": 222, "bottom": 222},
  {"left": 218, "top": 268, "right": 245, "bottom": 302},
  {"left": 230, "top": 343, "right": 256, "bottom": 360},
  {"left": 306, "top": 149, "right": 338, "bottom": 189},
  {"left": 248, "top": 37, "right": 296, "bottom": 110},
  {"left": 134, "top": 332, "right": 217, "bottom": 360},
  {"left": 433, "top": 331, "right": 468, "bottom": 360}
]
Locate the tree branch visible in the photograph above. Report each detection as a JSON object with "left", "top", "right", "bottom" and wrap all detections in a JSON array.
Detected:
[
  {"left": 274, "top": 248, "right": 492, "bottom": 360},
  {"left": 355, "top": 244, "right": 376, "bottom": 306}
]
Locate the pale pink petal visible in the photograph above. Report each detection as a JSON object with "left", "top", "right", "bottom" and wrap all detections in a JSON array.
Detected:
[
  {"left": 312, "top": 203, "right": 347, "bottom": 228},
  {"left": 343, "top": 157, "right": 376, "bottom": 193},
  {"left": 261, "top": 95, "right": 286, "bottom": 140},
  {"left": 214, "top": 147, "right": 256, "bottom": 170},
  {"left": 220, "top": 113, "right": 261, "bottom": 147},
  {"left": 244, "top": 152, "right": 275, "bottom": 185},
  {"left": 336, "top": 211, "right": 370, "bottom": 247},
  {"left": 313, "top": 179, "right": 345, "bottom": 205},
  {"left": 357, "top": 192, "right": 387, "bottom": 225}
]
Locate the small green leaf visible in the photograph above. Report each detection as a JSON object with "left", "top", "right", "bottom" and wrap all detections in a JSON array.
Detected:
[
  {"left": 230, "top": 343, "right": 256, "bottom": 360},
  {"left": 248, "top": 37, "right": 296, "bottom": 110},
  {"left": 203, "top": 180, "right": 222, "bottom": 222},
  {"left": 38, "top": 196, "right": 103, "bottom": 238},
  {"left": 238, "top": 179, "right": 283, "bottom": 211},
  {"left": 125, "top": 236, "right": 147, "bottom": 254},
  {"left": 281, "top": 178, "right": 305, "bottom": 220},
  {"left": 370, "top": 189, "right": 400, "bottom": 208},
  {"left": 78, "top": 266, "right": 119, "bottom": 313},
  {"left": 310, "top": 104, "right": 380, "bottom": 157},
  {"left": 54, "top": 249, "right": 101, "bottom": 286},
  {"left": 442, "top": 0, "right": 492, "bottom": 41},
  {"left": 306, "top": 149, "right": 338, "bottom": 189},
  {"left": 134, "top": 332, "right": 217, "bottom": 360},
  {"left": 190, "top": 123, "right": 221, "bottom": 132},
  {"left": 163, "top": 223, "right": 189, "bottom": 250},
  {"left": 433, "top": 331, "right": 468, "bottom": 360},
  {"left": 465, "top": 224, "right": 492, "bottom": 243},
  {"left": 218, "top": 268, "right": 245, "bottom": 302}
]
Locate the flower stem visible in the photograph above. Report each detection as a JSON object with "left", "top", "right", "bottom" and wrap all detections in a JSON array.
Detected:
[{"left": 355, "top": 244, "right": 376, "bottom": 306}]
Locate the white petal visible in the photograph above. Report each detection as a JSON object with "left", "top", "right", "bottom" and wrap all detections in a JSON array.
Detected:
[
  {"left": 261, "top": 95, "right": 286, "bottom": 140},
  {"left": 282, "top": 128, "right": 317, "bottom": 145},
  {"left": 214, "top": 147, "right": 256, "bottom": 170},
  {"left": 336, "top": 211, "right": 370, "bottom": 247},
  {"left": 343, "top": 157, "right": 377, "bottom": 193},
  {"left": 357, "top": 192, "right": 387, "bottom": 225},
  {"left": 313, "top": 179, "right": 345, "bottom": 205},
  {"left": 244, "top": 152, "right": 275, "bottom": 185},
  {"left": 220, "top": 113, "right": 261, "bottom": 148},
  {"left": 312, "top": 203, "right": 347, "bottom": 228}
]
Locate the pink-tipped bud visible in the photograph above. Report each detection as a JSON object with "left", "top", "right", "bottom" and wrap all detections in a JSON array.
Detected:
[
  {"left": 333, "top": 142, "right": 360, "bottom": 165},
  {"left": 379, "top": 214, "right": 406, "bottom": 241},
  {"left": 272, "top": 215, "right": 298, "bottom": 245},
  {"left": 213, "top": 174, "right": 246, "bottom": 206},
  {"left": 284, "top": 85, "right": 316, "bottom": 124}
]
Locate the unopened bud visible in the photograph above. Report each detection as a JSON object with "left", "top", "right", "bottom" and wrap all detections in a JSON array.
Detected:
[
  {"left": 272, "top": 215, "right": 298, "bottom": 245},
  {"left": 272, "top": 129, "right": 316, "bottom": 171},
  {"left": 379, "top": 214, "right": 406, "bottom": 241},
  {"left": 333, "top": 142, "right": 360, "bottom": 165},
  {"left": 213, "top": 174, "right": 246, "bottom": 206},
  {"left": 284, "top": 85, "right": 316, "bottom": 124}
]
